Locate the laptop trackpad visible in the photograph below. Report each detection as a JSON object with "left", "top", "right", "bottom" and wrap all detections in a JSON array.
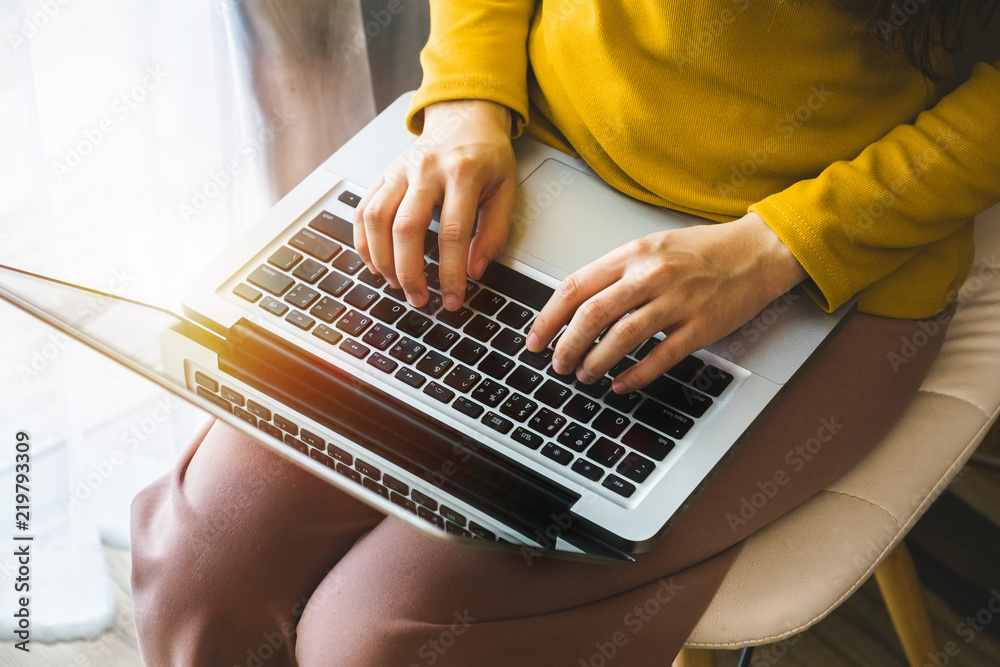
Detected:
[{"left": 504, "top": 159, "right": 705, "bottom": 280}]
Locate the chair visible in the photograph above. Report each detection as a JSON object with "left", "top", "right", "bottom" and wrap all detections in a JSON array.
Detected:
[{"left": 674, "top": 203, "right": 1000, "bottom": 667}]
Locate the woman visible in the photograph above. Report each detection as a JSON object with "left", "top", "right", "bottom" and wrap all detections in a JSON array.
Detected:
[{"left": 131, "top": 1, "right": 1000, "bottom": 664}]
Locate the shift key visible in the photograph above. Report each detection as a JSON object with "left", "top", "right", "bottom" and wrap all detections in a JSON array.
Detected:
[{"left": 289, "top": 228, "right": 341, "bottom": 262}]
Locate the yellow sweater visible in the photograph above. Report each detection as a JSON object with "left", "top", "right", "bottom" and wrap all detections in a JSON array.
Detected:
[{"left": 406, "top": 0, "right": 1000, "bottom": 318}]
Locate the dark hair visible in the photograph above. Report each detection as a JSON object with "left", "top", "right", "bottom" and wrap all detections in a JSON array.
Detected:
[{"left": 838, "top": 0, "right": 999, "bottom": 79}]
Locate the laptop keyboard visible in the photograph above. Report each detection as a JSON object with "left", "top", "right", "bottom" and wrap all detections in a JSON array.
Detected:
[
  {"left": 229, "top": 193, "right": 737, "bottom": 503},
  {"left": 190, "top": 369, "right": 504, "bottom": 542}
]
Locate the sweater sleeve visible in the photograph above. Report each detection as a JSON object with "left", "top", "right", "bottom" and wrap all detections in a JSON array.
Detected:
[
  {"left": 406, "top": 0, "right": 537, "bottom": 138},
  {"left": 750, "top": 60, "right": 1000, "bottom": 313}
]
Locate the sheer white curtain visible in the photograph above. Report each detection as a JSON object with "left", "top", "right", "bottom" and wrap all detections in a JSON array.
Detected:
[{"left": 0, "top": 0, "right": 379, "bottom": 643}]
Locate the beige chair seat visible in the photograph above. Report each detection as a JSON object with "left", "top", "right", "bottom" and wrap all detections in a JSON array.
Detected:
[{"left": 687, "top": 204, "right": 1000, "bottom": 649}]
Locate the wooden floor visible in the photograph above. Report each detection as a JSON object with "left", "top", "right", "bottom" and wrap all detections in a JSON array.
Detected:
[{"left": 4, "top": 462, "right": 1000, "bottom": 667}]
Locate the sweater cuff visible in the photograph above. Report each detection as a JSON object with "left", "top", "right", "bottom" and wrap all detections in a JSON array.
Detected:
[{"left": 406, "top": 78, "right": 530, "bottom": 139}]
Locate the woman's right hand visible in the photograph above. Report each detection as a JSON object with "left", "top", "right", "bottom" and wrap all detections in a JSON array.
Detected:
[{"left": 353, "top": 99, "right": 517, "bottom": 311}]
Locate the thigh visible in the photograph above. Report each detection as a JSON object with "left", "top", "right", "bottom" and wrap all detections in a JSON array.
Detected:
[
  {"left": 294, "top": 309, "right": 951, "bottom": 667},
  {"left": 130, "top": 419, "right": 384, "bottom": 666}
]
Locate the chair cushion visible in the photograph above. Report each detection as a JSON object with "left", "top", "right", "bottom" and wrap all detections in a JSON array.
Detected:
[{"left": 686, "top": 204, "right": 1000, "bottom": 647}]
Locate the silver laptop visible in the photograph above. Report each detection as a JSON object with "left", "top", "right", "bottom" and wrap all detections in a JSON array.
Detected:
[{"left": 0, "top": 92, "right": 853, "bottom": 563}]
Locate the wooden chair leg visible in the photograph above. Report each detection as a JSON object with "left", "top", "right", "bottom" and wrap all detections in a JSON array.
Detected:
[
  {"left": 673, "top": 647, "right": 715, "bottom": 667},
  {"left": 874, "top": 541, "right": 938, "bottom": 667}
]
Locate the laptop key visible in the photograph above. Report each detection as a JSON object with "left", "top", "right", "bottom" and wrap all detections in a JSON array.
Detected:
[
  {"left": 541, "top": 443, "right": 573, "bottom": 466},
  {"left": 332, "top": 249, "right": 365, "bottom": 275},
  {"left": 416, "top": 350, "right": 453, "bottom": 378},
  {"left": 557, "top": 423, "right": 597, "bottom": 452},
  {"left": 233, "top": 283, "right": 261, "bottom": 303},
  {"left": 383, "top": 284, "right": 407, "bottom": 301},
  {"left": 268, "top": 246, "right": 302, "bottom": 271},
  {"left": 411, "top": 489, "right": 438, "bottom": 511},
  {"left": 327, "top": 443, "right": 353, "bottom": 464},
  {"left": 366, "top": 352, "right": 398, "bottom": 373},
  {"left": 439, "top": 505, "right": 466, "bottom": 526},
  {"left": 528, "top": 408, "right": 566, "bottom": 438},
  {"left": 194, "top": 371, "right": 218, "bottom": 392},
  {"left": 469, "top": 288, "right": 506, "bottom": 316},
  {"left": 423, "top": 381, "right": 455, "bottom": 403},
  {"left": 602, "top": 474, "right": 636, "bottom": 498},
  {"left": 443, "top": 365, "right": 482, "bottom": 393},
  {"left": 246, "top": 400, "right": 271, "bottom": 421},
  {"left": 358, "top": 267, "right": 387, "bottom": 288},
  {"left": 546, "top": 365, "right": 577, "bottom": 384},
  {"left": 300, "top": 429, "right": 324, "bottom": 448},
  {"left": 417, "top": 290, "right": 444, "bottom": 316},
  {"left": 478, "top": 261, "right": 554, "bottom": 312},
  {"left": 452, "top": 338, "right": 488, "bottom": 364},
  {"left": 481, "top": 411, "right": 514, "bottom": 434},
  {"left": 604, "top": 390, "right": 642, "bottom": 414},
  {"left": 397, "top": 310, "right": 433, "bottom": 337},
  {"left": 499, "top": 393, "right": 539, "bottom": 423},
  {"left": 259, "top": 421, "right": 283, "bottom": 440},
  {"left": 491, "top": 328, "right": 526, "bottom": 355},
  {"left": 446, "top": 521, "right": 472, "bottom": 538},
  {"left": 312, "top": 323, "right": 343, "bottom": 346},
  {"left": 452, "top": 396, "right": 485, "bottom": 418},
  {"left": 285, "top": 310, "right": 315, "bottom": 330},
  {"left": 535, "top": 380, "right": 572, "bottom": 409},
  {"left": 289, "top": 227, "right": 341, "bottom": 261},
  {"left": 510, "top": 427, "right": 543, "bottom": 450},
  {"left": 468, "top": 522, "right": 496, "bottom": 541},
  {"left": 463, "top": 280, "right": 480, "bottom": 302},
  {"left": 667, "top": 355, "right": 704, "bottom": 382},
  {"left": 259, "top": 296, "right": 289, "bottom": 316},
  {"left": 644, "top": 376, "right": 712, "bottom": 418},
  {"left": 395, "top": 367, "right": 426, "bottom": 388},
  {"left": 336, "top": 462, "right": 362, "bottom": 483},
  {"left": 273, "top": 414, "right": 298, "bottom": 435},
  {"left": 634, "top": 338, "right": 659, "bottom": 361},
  {"left": 437, "top": 305, "right": 474, "bottom": 328},
  {"left": 563, "top": 395, "right": 602, "bottom": 423},
  {"left": 424, "top": 262, "right": 440, "bottom": 289},
  {"left": 197, "top": 387, "right": 231, "bottom": 413},
  {"left": 355, "top": 459, "right": 381, "bottom": 480},
  {"left": 339, "top": 338, "right": 370, "bottom": 359},
  {"left": 362, "top": 323, "right": 399, "bottom": 350},
  {"left": 308, "top": 210, "right": 355, "bottom": 245},
  {"left": 464, "top": 315, "right": 502, "bottom": 342},
  {"left": 497, "top": 302, "right": 533, "bottom": 329},
  {"left": 338, "top": 190, "right": 361, "bottom": 208},
  {"left": 424, "top": 323, "right": 461, "bottom": 351},
  {"left": 478, "top": 351, "right": 516, "bottom": 380},
  {"left": 693, "top": 365, "right": 734, "bottom": 397},
  {"left": 633, "top": 400, "right": 693, "bottom": 439},
  {"left": 336, "top": 310, "right": 373, "bottom": 336},
  {"left": 247, "top": 265, "right": 294, "bottom": 296},
  {"left": 310, "top": 297, "right": 346, "bottom": 323},
  {"left": 571, "top": 458, "right": 604, "bottom": 482},
  {"left": 292, "top": 258, "right": 328, "bottom": 284},
  {"left": 587, "top": 437, "right": 625, "bottom": 467},
  {"left": 418, "top": 506, "right": 445, "bottom": 529},
  {"left": 317, "top": 271, "right": 353, "bottom": 297},
  {"left": 362, "top": 477, "right": 391, "bottom": 500},
  {"left": 621, "top": 424, "right": 676, "bottom": 461},
  {"left": 383, "top": 475, "right": 408, "bottom": 495},
  {"left": 508, "top": 366, "right": 544, "bottom": 394},
  {"left": 307, "top": 444, "right": 332, "bottom": 463},
  {"left": 617, "top": 453, "right": 655, "bottom": 483},
  {"left": 344, "top": 284, "right": 380, "bottom": 310},
  {"left": 389, "top": 337, "right": 426, "bottom": 364},
  {"left": 592, "top": 408, "right": 631, "bottom": 438},
  {"left": 609, "top": 357, "right": 636, "bottom": 377},
  {"left": 471, "top": 379, "right": 509, "bottom": 407},
  {"left": 576, "top": 375, "right": 612, "bottom": 399},
  {"left": 370, "top": 297, "right": 406, "bottom": 324},
  {"left": 285, "top": 284, "right": 320, "bottom": 309},
  {"left": 517, "top": 347, "right": 553, "bottom": 370}
]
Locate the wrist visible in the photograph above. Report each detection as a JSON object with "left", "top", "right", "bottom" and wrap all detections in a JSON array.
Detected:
[
  {"left": 423, "top": 99, "right": 512, "bottom": 137},
  {"left": 741, "top": 211, "right": 808, "bottom": 297}
]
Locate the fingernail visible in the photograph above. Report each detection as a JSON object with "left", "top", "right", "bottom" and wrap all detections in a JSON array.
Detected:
[
  {"left": 388, "top": 278, "right": 400, "bottom": 289},
  {"left": 612, "top": 379, "right": 628, "bottom": 394},
  {"left": 365, "top": 262, "right": 377, "bottom": 275},
  {"left": 406, "top": 292, "right": 420, "bottom": 306},
  {"left": 552, "top": 358, "right": 567, "bottom": 374},
  {"left": 444, "top": 293, "right": 460, "bottom": 310},
  {"left": 575, "top": 368, "right": 591, "bottom": 384},
  {"left": 526, "top": 333, "right": 539, "bottom": 351}
]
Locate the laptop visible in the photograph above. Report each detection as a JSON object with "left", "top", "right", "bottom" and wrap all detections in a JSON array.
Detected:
[{"left": 0, "top": 92, "right": 853, "bottom": 564}]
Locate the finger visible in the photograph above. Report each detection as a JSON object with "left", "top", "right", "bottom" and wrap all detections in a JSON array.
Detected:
[
  {"left": 392, "top": 180, "right": 440, "bottom": 306},
  {"left": 362, "top": 173, "right": 408, "bottom": 284},
  {"left": 353, "top": 174, "right": 385, "bottom": 271},
  {"left": 467, "top": 179, "right": 514, "bottom": 279},
  {"left": 437, "top": 184, "right": 480, "bottom": 310},
  {"left": 613, "top": 324, "right": 699, "bottom": 392},
  {"left": 526, "top": 253, "right": 623, "bottom": 354},
  {"left": 553, "top": 282, "right": 649, "bottom": 378},
  {"left": 577, "top": 301, "right": 667, "bottom": 383}
]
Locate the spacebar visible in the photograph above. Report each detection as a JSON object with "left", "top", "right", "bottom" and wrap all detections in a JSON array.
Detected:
[{"left": 478, "top": 262, "right": 554, "bottom": 312}]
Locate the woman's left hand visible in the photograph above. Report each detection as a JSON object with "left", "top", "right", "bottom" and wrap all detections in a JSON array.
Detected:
[{"left": 525, "top": 212, "right": 808, "bottom": 393}]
